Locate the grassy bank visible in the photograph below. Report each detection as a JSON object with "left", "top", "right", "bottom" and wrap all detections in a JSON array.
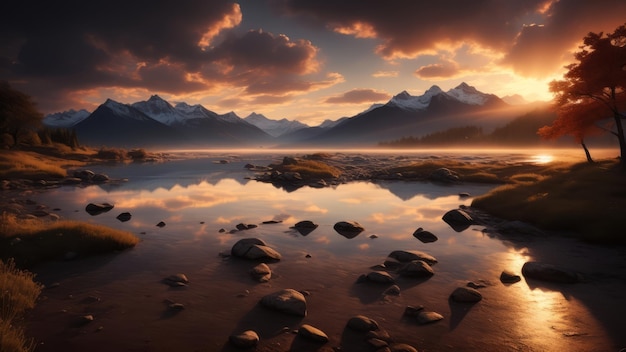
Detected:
[
  {"left": 0, "top": 259, "right": 42, "bottom": 352},
  {"left": 471, "top": 159, "right": 625, "bottom": 244},
  {"left": 0, "top": 213, "right": 140, "bottom": 267}
]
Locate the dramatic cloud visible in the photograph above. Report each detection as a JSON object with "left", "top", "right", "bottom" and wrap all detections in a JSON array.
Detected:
[
  {"left": 324, "top": 88, "right": 391, "bottom": 104},
  {"left": 0, "top": 1, "right": 334, "bottom": 112},
  {"left": 273, "top": 0, "right": 626, "bottom": 76},
  {"left": 414, "top": 60, "right": 461, "bottom": 79}
]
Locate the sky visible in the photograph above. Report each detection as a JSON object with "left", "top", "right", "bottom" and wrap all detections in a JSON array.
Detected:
[{"left": 1, "top": 0, "right": 626, "bottom": 126}]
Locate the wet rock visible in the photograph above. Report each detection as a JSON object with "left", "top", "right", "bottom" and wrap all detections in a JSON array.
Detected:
[
  {"left": 74, "top": 169, "right": 95, "bottom": 181},
  {"left": 403, "top": 305, "right": 424, "bottom": 317},
  {"left": 294, "top": 220, "right": 318, "bottom": 236},
  {"left": 250, "top": 263, "right": 272, "bottom": 282},
  {"left": 260, "top": 289, "right": 307, "bottom": 316},
  {"left": 79, "top": 315, "right": 94, "bottom": 325},
  {"left": 368, "top": 338, "right": 388, "bottom": 350},
  {"left": 229, "top": 330, "right": 259, "bottom": 348},
  {"left": 521, "top": 262, "right": 581, "bottom": 283},
  {"left": 442, "top": 209, "right": 474, "bottom": 231},
  {"left": 92, "top": 173, "right": 110, "bottom": 183},
  {"left": 412, "top": 227, "right": 438, "bottom": 243},
  {"left": 347, "top": 315, "right": 379, "bottom": 331},
  {"left": 156, "top": 221, "right": 166, "bottom": 227},
  {"left": 390, "top": 343, "right": 419, "bottom": 352},
  {"left": 415, "top": 311, "right": 444, "bottom": 325},
  {"left": 383, "top": 285, "right": 401, "bottom": 296},
  {"left": 387, "top": 250, "right": 437, "bottom": 265},
  {"left": 398, "top": 260, "right": 435, "bottom": 278},
  {"left": 459, "top": 192, "right": 471, "bottom": 198},
  {"left": 450, "top": 286, "right": 482, "bottom": 303},
  {"left": 297, "top": 324, "right": 329, "bottom": 343},
  {"left": 163, "top": 273, "right": 189, "bottom": 287},
  {"left": 500, "top": 270, "right": 521, "bottom": 283},
  {"left": 168, "top": 303, "right": 185, "bottom": 310},
  {"left": 236, "top": 223, "right": 248, "bottom": 230},
  {"left": 361, "top": 271, "right": 395, "bottom": 284},
  {"left": 116, "top": 212, "right": 131, "bottom": 222},
  {"left": 85, "top": 202, "right": 114, "bottom": 216},
  {"left": 231, "top": 238, "right": 282, "bottom": 261},
  {"left": 334, "top": 221, "right": 365, "bottom": 238}
]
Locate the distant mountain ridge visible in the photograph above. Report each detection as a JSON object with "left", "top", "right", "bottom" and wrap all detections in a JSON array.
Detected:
[{"left": 46, "top": 82, "right": 547, "bottom": 148}]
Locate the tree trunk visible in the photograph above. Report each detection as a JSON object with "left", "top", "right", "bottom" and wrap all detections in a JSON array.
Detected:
[
  {"left": 613, "top": 112, "right": 626, "bottom": 169},
  {"left": 581, "top": 141, "right": 594, "bottom": 163}
]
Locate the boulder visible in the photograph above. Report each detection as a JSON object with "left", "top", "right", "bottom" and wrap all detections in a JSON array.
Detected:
[
  {"left": 387, "top": 250, "right": 437, "bottom": 265},
  {"left": 297, "top": 324, "right": 329, "bottom": 343},
  {"left": 442, "top": 209, "right": 474, "bottom": 231},
  {"left": 85, "top": 202, "right": 114, "bottom": 216},
  {"left": 116, "top": 212, "right": 132, "bottom": 222},
  {"left": 500, "top": 270, "right": 521, "bottom": 283},
  {"left": 334, "top": 221, "right": 365, "bottom": 238},
  {"left": 412, "top": 227, "right": 438, "bottom": 243},
  {"left": 416, "top": 313, "right": 444, "bottom": 326},
  {"left": 450, "top": 286, "right": 482, "bottom": 303},
  {"left": 250, "top": 263, "right": 272, "bottom": 282},
  {"left": 231, "top": 238, "right": 281, "bottom": 261},
  {"left": 294, "top": 220, "right": 318, "bottom": 236},
  {"left": 390, "top": 343, "right": 419, "bottom": 352},
  {"left": 363, "top": 271, "right": 395, "bottom": 284},
  {"left": 163, "top": 273, "right": 189, "bottom": 287},
  {"left": 260, "top": 289, "right": 307, "bottom": 316},
  {"left": 229, "top": 330, "right": 259, "bottom": 348},
  {"left": 398, "top": 260, "right": 435, "bottom": 278},
  {"left": 347, "top": 315, "right": 379, "bottom": 331},
  {"left": 521, "top": 262, "right": 581, "bottom": 283},
  {"left": 92, "top": 173, "right": 110, "bottom": 183}
]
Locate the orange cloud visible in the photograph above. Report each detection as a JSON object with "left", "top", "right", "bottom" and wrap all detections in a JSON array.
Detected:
[
  {"left": 332, "top": 21, "right": 377, "bottom": 38},
  {"left": 324, "top": 88, "right": 391, "bottom": 104},
  {"left": 372, "top": 71, "right": 399, "bottom": 78},
  {"left": 414, "top": 60, "right": 461, "bottom": 79}
]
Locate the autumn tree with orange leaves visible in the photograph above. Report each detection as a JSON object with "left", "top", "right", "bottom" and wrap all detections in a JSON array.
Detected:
[{"left": 539, "top": 23, "right": 626, "bottom": 167}]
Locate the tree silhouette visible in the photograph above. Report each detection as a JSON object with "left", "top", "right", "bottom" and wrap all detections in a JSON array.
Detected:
[
  {"left": 0, "top": 82, "right": 43, "bottom": 146},
  {"left": 540, "top": 24, "right": 626, "bottom": 167}
]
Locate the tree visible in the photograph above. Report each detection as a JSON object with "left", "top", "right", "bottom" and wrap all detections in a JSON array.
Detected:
[
  {"left": 0, "top": 81, "right": 44, "bottom": 146},
  {"left": 541, "top": 24, "right": 626, "bottom": 167}
]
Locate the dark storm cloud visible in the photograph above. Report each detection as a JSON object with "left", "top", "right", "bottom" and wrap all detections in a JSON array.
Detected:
[
  {"left": 0, "top": 1, "right": 326, "bottom": 111},
  {"left": 272, "top": 0, "right": 626, "bottom": 76},
  {"left": 324, "top": 88, "right": 390, "bottom": 104}
]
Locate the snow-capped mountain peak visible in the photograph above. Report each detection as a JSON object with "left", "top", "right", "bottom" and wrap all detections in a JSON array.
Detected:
[
  {"left": 219, "top": 111, "right": 243, "bottom": 123},
  {"left": 43, "top": 109, "right": 90, "bottom": 128},
  {"left": 244, "top": 112, "right": 308, "bottom": 137},
  {"left": 131, "top": 95, "right": 186, "bottom": 125},
  {"left": 387, "top": 85, "right": 445, "bottom": 110},
  {"left": 446, "top": 82, "right": 492, "bottom": 105}
]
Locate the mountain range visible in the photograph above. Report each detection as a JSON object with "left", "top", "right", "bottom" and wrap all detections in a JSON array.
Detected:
[{"left": 43, "top": 83, "right": 545, "bottom": 148}]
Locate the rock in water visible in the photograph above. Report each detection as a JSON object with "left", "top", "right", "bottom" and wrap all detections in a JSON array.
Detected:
[
  {"left": 450, "top": 286, "right": 482, "bottom": 303},
  {"left": 260, "top": 289, "right": 307, "bottom": 316},
  {"left": 85, "top": 202, "right": 114, "bottom": 216},
  {"left": 334, "top": 221, "right": 365, "bottom": 238},
  {"left": 229, "top": 330, "right": 259, "bottom": 348},
  {"left": 294, "top": 220, "right": 318, "bottom": 236},
  {"left": 398, "top": 260, "right": 435, "bottom": 278},
  {"left": 500, "top": 270, "right": 521, "bottom": 283},
  {"left": 364, "top": 271, "right": 395, "bottom": 284},
  {"left": 415, "top": 311, "right": 444, "bottom": 325},
  {"left": 298, "top": 324, "right": 329, "bottom": 343},
  {"left": 442, "top": 209, "right": 473, "bottom": 231},
  {"left": 521, "top": 262, "right": 581, "bottom": 283},
  {"left": 116, "top": 212, "right": 131, "bottom": 222},
  {"left": 347, "top": 315, "right": 379, "bottom": 331},
  {"left": 250, "top": 263, "right": 272, "bottom": 282},
  {"left": 231, "top": 238, "right": 281, "bottom": 261},
  {"left": 412, "top": 227, "right": 438, "bottom": 243},
  {"left": 387, "top": 250, "right": 437, "bottom": 265}
]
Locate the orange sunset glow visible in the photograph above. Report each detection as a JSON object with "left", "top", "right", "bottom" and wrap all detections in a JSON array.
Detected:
[{"left": 1, "top": 0, "right": 625, "bottom": 125}]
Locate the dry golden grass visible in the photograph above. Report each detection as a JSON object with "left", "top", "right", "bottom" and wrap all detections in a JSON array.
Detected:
[
  {"left": 0, "top": 259, "right": 42, "bottom": 352},
  {"left": 472, "top": 159, "right": 625, "bottom": 243},
  {"left": 278, "top": 159, "right": 342, "bottom": 179},
  {"left": 0, "top": 213, "right": 140, "bottom": 267},
  {"left": 0, "top": 150, "right": 68, "bottom": 179}
]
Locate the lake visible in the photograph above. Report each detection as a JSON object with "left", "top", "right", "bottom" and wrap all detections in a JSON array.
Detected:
[{"left": 25, "top": 148, "right": 626, "bottom": 351}]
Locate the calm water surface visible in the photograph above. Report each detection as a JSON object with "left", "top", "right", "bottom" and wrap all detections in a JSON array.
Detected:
[{"left": 26, "top": 149, "right": 626, "bottom": 352}]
